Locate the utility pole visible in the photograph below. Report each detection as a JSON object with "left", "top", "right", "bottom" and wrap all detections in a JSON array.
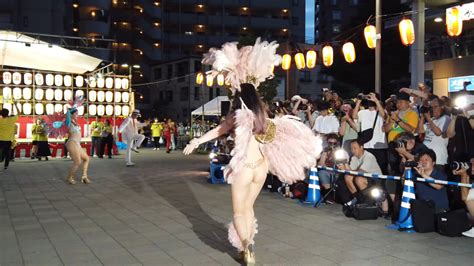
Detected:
[{"left": 375, "top": 0, "right": 381, "bottom": 95}]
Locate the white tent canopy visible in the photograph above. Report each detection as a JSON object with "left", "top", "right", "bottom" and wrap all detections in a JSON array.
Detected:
[
  {"left": 0, "top": 31, "right": 102, "bottom": 74},
  {"left": 191, "top": 96, "right": 230, "bottom": 116}
]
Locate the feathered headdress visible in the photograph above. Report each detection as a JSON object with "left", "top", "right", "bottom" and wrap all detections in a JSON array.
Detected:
[
  {"left": 202, "top": 37, "right": 281, "bottom": 94},
  {"left": 43, "top": 95, "right": 85, "bottom": 139}
]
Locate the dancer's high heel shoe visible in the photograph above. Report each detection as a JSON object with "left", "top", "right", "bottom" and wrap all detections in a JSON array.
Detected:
[
  {"left": 242, "top": 241, "right": 255, "bottom": 265},
  {"left": 81, "top": 176, "right": 91, "bottom": 184},
  {"left": 67, "top": 176, "right": 76, "bottom": 185}
]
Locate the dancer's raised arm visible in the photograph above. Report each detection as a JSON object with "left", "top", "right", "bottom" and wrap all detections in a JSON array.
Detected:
[{"left": 183, "top": 116, "right": 234, "bottom": 155}]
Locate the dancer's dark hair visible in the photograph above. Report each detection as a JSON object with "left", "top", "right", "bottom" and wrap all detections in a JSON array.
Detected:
[{"left": 232, "top": 83, "right": 268, "bottom": 134}]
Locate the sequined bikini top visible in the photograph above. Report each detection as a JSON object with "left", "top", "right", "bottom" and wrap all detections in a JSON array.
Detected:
[
  {"left": 255, "top": 119, "right": 276, "bottom": 144},
  {"left": 69, "top": 125, "right": 81, "bottom": 134}
]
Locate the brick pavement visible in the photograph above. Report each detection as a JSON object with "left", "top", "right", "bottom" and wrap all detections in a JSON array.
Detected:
[{"left": 0, "top": 149, "right": 473, "bottom": 265}]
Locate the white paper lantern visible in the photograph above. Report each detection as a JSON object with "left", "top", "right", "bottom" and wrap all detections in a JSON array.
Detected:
[
  {"left": 106, "top": 105, "right": 114, "bottom": 116},
  {"left": 97, "top": 105, "right": 105, "bottom": 116},
  {"left": 35, "top": 103, "right": 44, "bottom": 115},
  {"left": 97, "top": 77, "right": 105, "bottom": 88},
  {"left": 121, "top": 78, "right": 129, "bottom": 89},
  {"left": 75, "top": 89, "right": 84, "bottom": 98},
  {"left": 89, "top": 77, "right": 97, "bottom": 88},
  {"left": 35, "top": 73, "right": 44, "bottom": 85},
  {"left": 105, "top": 91, "right": 113, "bottom": 102},
  {"left": 54, "top": 74, "right": 63, "bottom": 86},
  {"left": 46, "top": 103, "right": 54, "bottom": 115},
  {"left": 77, "top": 106, "right": 85, "bottom": 115},
  {"left": 2, "top": 87, "right": 12, "bottom": 101},
  {"left": 63, "top": 104, "right": 70, "bottom": 113},
  {"left": 45, "top": 88, "right": 54, "bottom": 101},
  {"left": 13, "top": 103, "right": 21, "bottom": 115},
  {"left": 114, "top": 105, "right": 122, "bottom": 116},
  {"left": 89, "top": 90, "right": 97, "bottom": 102},
  {"left": 23, "top": 103, "right": 32, "bottom": 115},
  {"left": 13, "top": 87, "right": 22, "bottom": 100},
  {"left": 45, "top": 74, "right": 54, "bottom": 86},
  {"left": 34, "top": 88, "right": 44, "bottom": 100},
  {"left": 105, "top": 77, "right": 113, "bottom": 89},
  {"left": 54, "top": 89, "right": 63, "bottom": 101},
  {"left": 114, "top": 91, "right": 122, "bottom": 102},
  {"left": 75, "top": 75, "right": 84, "bottom": 87},
  {"left": 89, "top": 104, "right": 97, "bottom": 116},
  {"left": 23, "top": 88, "right": 32, "bottom": 100},
  {"left": 97, "top": 91, "right": 105, "bottom": 102},
  {"left": 64, "top": 75, "right": 72, "bottom": 87},
  {"left": 12, "top": 72, "right": 21, "bottom": 85},
  {"left": 24, "top": 73, "right": 33, "bottom": 85},
  {"left": 64, "top": 89, "right": 73, "bottom": 101},
  {"left": 122, "top": 92, "right": 130, "bottom": 103},
  {"left": 55, "top": 103, "right": 63, "bottom": 113},
  {"left": 114, "top": 78, "right": 122, "bottom": 89},
  {"left": 122, "top": 105, "right": 130, "bottom": 116},
  {"left": 3, "top": 72, "right": 11, "bottom": 84}
]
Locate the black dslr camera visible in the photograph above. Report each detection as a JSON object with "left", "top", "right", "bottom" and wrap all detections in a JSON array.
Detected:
[{"left": 450, "top": 161, "right": 471, "bottom": 171}]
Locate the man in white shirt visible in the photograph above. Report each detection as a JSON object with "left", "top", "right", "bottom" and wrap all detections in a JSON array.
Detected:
[
  {"left": 313, "top": 101, "right": 339, "bottom": 136},
  {"left": 119, "top": 109, "right": 145, "bottom": 166},
  {"left": 417, "top": 97, "right": 450, "bottom": 169},
  {"left": 338, "top": 139, "right": 388, "bottom": 214}
]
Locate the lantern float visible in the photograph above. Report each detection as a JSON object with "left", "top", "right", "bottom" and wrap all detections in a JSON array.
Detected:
[
  {"left": 196, "top": 72, "right": 204, "bottom": 85},
  {"left": 322, "top": 45, "right": 334, "bottom": 67},
  {"left": 399, "top": 18, "right": 415, "bottom": 46},
  {"left": 23, "top": 88, "right": 32, "bottom": 100},
  {"left": 12, "top": 87, "right": 22, "bottom": 100},
  {"left": 206, "top": 74, "right": 213, "bottom": 87},
  {"left": 294, "top": 52, "right": 306, "bottom": 70},
  {"left": 45, "top": 74, "right": 54, "bottom": 86},
  {"left": 217, "top": 73, "right": 225, "bottom": 86}
]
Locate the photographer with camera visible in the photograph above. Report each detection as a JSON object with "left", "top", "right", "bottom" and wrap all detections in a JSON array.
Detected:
[
  {"left": 414, "top": 150, "right": 449, "bottom": 213},
  {"left": 317, "top": 134, "right": 346, "bottom": 204},
  {"left": 291, "top": 95, "right": 318, "bottom": 128},
  {"left": 446, "top": 94, "right": 474, "bottom": 162},
  {"left": 337, "top": 139, "right": 389, "bottom": 216},
  {"left": 384, "top": 92, "right": 419, "bottom": 143},
  {"left": 353, "top": 92, "right": 388, "bottom": 172},
  {"left": 452, "top": 162, "right": 474, "bottom": 237},
  {"left": 312, "top": 101, "right": 339, "bottom": 137},
  {"left": 338, "top": 101, "right": 358, "bottom": 155},
  {"left": 417, "top": 96, "right": 451, "bottom": 171}
]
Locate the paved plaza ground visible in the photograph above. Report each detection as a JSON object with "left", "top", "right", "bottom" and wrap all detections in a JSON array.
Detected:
[{"left": 0, "top": 149, "right": 473, "bottom": 266}]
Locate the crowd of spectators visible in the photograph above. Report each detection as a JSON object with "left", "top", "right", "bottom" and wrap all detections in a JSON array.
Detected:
[{"left": 265, "top": 84, "right": 474, "bottom": 237}]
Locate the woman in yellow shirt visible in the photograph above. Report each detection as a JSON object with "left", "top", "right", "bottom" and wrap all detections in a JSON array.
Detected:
[
  {"left": 99, "top": 119, "right": 114, "bottom": 158},
  {"left": 31, "top": 118, "right": 51, "bottom": 161},
  {"left": 150, "top": 118, "right": 163, "bottom": 151}
]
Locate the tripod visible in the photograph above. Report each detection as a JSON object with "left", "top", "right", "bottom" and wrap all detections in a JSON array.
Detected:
[{"left": 314, "top": 170, "right": 340, "bottom": 208}]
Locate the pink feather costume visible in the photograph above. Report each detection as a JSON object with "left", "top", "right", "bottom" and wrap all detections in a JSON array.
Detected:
[{"left": 225, "top": 104, "right": 322, "bottom": 251}]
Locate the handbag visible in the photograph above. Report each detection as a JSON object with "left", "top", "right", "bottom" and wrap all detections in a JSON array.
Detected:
[
  {"left": 159, "top": 137, "right": 164, "bottom": 144},
  {"left": 436, "top": 209, "right": 471, "bottom": 237},
  {"left": 357, "top": 111, "right": 378, "bottom": 145},
  {"left": 410, "top": 199, "right": 436, "bottom": 233},
  {"left": 352, "top": 203, "right": 379, "bottom": 220}
]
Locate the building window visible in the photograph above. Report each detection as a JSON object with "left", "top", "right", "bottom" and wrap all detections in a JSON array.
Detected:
[
  {"left": 154, "top": 67, "right": 162, "bottom": 80},
  {"left": 330, "top": 0, "right": 337, "bottom": 5},
  {"left": 299, "top": 71, "right": 312, "bottom": 82},
  {"left": 194, "top": 60, "right": 202, "bottom": 72},
  {"left": 23, "top": 16, "right": 29, "bottom": 27},
  {"left": 159, "top": 91, "right": 164, "bottom": 101},
  {"left": 292, "top": 0, "right": 299, "bottom": 6},
  {"left": 166, "top": 90, "right": 173, "bottom": 102},
  {"left": 180, "top": 87, "right": 189, "bottom": 101},
  {"left": 167, "top": 64, "right": 173, "bottom": 79},
  {"left": 209, "top": 87, "right": 213, "bottom": 101},
  {"left": 194, "top": 87, "right": 200, "bottom": 100},
  {"left": 350, "top": 0, "right": 358, "bottom": 5},
  {"left": 292, "top": 17, "right": 299, "bottom": 25},
  {"left": 177, "top": 61, "right": 189, "bottom": 82},
  {"left": 182, "top": 108, "right": 188, "bottom": 118},
  {"left": 216, "top": 88, "right": 220, "bottom": 96},
  {"left": 332, "top": 24, "right": 341, "bottom": 33},
  {"left": 332, "top": 11, "right": 341, "bottom": 20}
]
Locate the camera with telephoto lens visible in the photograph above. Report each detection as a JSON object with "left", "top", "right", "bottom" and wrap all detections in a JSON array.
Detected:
[
  {"left": 357, "top": 93, "right": 370, "bottom": 100},
  {"left": 334, "top": 110, "right": 346, "bottom": 119},
  {"left": 450, "top": 161, "right": 472, "bottom": 171},
  {"left": 419, "top": 105, "right": 432, "bottom": 114},
  {"left": 404, "top": 160, "right": 419, "bottom": 168},
  {"left": 394, "top": 139, "right": 406, "bottom": 149}
]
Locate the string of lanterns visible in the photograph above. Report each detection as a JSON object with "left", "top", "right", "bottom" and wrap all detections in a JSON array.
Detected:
[{"left": 1, "top": 71, "right": 131, "bottom": 117}]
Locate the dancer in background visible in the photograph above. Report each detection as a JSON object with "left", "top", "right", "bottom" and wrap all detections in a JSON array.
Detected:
[
  {"left": 118, "top": 109, "right": 145, "bottom": 166},
  {"left": 184, "top": 38, "right": 322, "bottom": 265},
  {"left": 151, "top": 118, "right": 163, "bottom": 151},
  {"left": 31, "top": 118, "right": 51, "bottom": 161}
]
